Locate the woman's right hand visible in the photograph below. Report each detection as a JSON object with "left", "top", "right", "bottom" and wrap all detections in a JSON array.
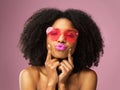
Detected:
[{"left": 45, "top": 44, "right": 60, "bottom": 87}]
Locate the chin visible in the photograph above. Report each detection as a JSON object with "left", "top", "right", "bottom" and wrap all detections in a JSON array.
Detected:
[{"left": 52, "top": 52, "right": 68, "bottom": 59}]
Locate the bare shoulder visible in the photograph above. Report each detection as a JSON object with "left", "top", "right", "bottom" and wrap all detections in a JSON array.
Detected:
[
  {"left": 19, "top": 66, "right": 40, "bottom": 90},
  {"left": 19, "top": 66, "right": 39, "bottom": 79},
  {"left": 80, "top": 68, "right": 97, "bottom": 79},
  {"left": 78, "top": 68, "right": 97, "bottom": 90}
]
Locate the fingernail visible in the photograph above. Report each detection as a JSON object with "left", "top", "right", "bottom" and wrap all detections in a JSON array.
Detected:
[
  {"left": 48, "top": 44, "right": 50, "bottom": 48},
  {"left": 69, "top": 48, "right": 72, "bottom": 52}
]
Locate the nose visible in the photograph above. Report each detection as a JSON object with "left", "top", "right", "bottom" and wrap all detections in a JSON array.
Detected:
[{"left": 57, "top": 34, "right": 66, "bottom": 43}]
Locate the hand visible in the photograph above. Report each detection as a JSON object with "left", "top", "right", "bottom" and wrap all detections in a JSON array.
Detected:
[
  {"left": 58, "top": 48, "right": 74, "bottom": 84},
  {"left": 45, "top": 44, "right": 60, "bottom": 86}
]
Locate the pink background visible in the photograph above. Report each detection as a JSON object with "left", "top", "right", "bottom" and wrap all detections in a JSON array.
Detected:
[{"left": 0, "top": 0, "right": 120, "bottom": 90}]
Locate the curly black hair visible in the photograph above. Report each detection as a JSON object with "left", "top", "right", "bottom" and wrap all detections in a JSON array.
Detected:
[{"left": 19, "top": 8, "right": 104, "bottom": 73}]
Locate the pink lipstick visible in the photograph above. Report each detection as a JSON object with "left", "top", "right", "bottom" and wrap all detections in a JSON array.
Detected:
[{"left": 55, "top": 43, "right": 66, "bottom": 51}]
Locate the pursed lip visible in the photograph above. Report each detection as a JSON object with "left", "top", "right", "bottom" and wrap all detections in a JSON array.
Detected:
[{"left": 55, "top": 43, "right": 67, "bottom": 51}]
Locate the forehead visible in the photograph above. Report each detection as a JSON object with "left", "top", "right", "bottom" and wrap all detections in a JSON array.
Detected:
[{"left": 52, "top": 18, "right": 75, "bottom": 32}]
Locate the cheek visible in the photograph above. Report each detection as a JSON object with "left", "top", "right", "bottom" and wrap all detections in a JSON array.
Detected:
[
  {"left": 46, "top": 38, "right": 54, "bottom": 50},
  {"left": 71, "top": 43, "right": 77, "bottom": 54}
]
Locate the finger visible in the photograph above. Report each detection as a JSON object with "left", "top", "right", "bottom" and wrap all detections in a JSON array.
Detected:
[
  {"left": 51, "top": 58, "right": 58, "bottom": 63},
  {"left": 46, "top": 44, "right": 52, "bottom": 62},
  {"left": 51, "top": 61, "right": 60, "bottom": 70},
  {"left": 58, "top": 65, "right": 66, "bottom": 74},
  {"left": 62, "top": 60, "right": 73, "bottom": 69},
  {"left": 68, "top": 48, "right": 73, "bottom": 65},
  {"left": 46, "top": 59, "right": 59, "bottom": 70},
  {"left": 60, "top": 62, "right": 69, "bottom": 71}
]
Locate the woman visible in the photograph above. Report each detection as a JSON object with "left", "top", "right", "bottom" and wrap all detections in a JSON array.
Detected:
[{"left": 19, "top": 8, "right": 104, "bottom": 90}]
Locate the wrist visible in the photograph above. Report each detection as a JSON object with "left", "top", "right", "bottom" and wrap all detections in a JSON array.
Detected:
[
  {"left": 58, "top": 83, "right": 66, "bottom": 90},
  {"left": 46, "top": 82, "right": 56, "bottom": 90},
  {"left": 47, "top": 81, "right": 57, "bottom": 87}
]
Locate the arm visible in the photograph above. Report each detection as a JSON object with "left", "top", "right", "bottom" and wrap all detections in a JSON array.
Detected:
[
  {"left": 80, "top": 70, "right": 97, "bottom": 90},
  {"left": 45, "top": 44, "right": 59, "bottom": 90},
  {"left": 19, "top": 69, "right": 36, "bottom": 90}
]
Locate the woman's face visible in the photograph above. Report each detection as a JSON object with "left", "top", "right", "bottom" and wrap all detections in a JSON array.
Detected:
[{"left": 46, "top": 18, "right": 79, "bottom": 59}]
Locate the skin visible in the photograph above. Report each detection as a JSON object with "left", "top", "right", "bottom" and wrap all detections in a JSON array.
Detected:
[
  {"left": 19, "top": 18, "right": 97, "bottom": 90},
  {"left": 46, "top": 18, "right": 78, "bottom": 59}
]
